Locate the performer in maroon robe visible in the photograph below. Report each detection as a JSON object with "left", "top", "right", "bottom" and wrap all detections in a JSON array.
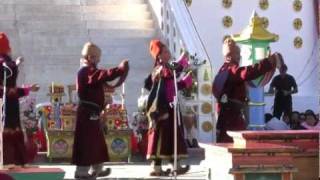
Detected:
[
  {"left": 212, "top": 38, "right": 283, "bottom": 143},
  {"left": 0, "top": 32, "right": 39, "bottom": 167},
  {"left": 72, "top": 42, "right": 129, "bottom": 179},
  {"left": 145, "top": 39, "right": 192, "bottom": 176}
]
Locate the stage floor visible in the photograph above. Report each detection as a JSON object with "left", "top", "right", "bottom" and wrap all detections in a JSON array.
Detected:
[
  {"left": 39, "top": 163, "right": 208, "bottom": 180},
  {"left": 29, "top": 147, "right": 207, "bottom": 179}
]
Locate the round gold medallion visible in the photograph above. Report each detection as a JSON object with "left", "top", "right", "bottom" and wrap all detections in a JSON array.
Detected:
[
  {"left": 201, "top": 83, "right": 212, "bottom": 96},
  {"left": 259, "top": 0, "right": 269, "bottom": 10},
  {"left": 222, "top": 16, "right": 233, "bottom": 28},
  {"left": 222, "top": 0, "right": 232, "bottom": 9},
  {"left": 294, "top": 36, "right": 303, "bottom": 48},
  {"left": 293, "top": 18, "right": 302, "bottom": 30},
  {"left": 202, "top": 121, "right": 213, "bottom": 132},
  {"left": 201, "top": 102, "right": 212, "bottom": 114},
  {"left": 261, "top": 17, "right": 269, "bottom": 29},
  {"left": 293, "top": 0, "right": 302, "bottom": 12},
  {"left": 184, "top": 0, "right": 192, "bottom": 7}
]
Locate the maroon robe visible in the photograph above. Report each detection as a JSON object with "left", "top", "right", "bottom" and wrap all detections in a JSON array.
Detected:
[
  {"left": 215, "top": 58, "right": 275, "bottom": 143},
  {"left": 0, "top": 54, "right": 30, "bottom": 165},
  {"left": 72, "top": 65, "right": 127, "bottom": 166},
  {"left": 146, "top": 64, "right": 188, "bottom": 160}
]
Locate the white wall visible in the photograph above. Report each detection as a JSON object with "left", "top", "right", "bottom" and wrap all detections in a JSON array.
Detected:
[{"left": 188, "top": 0, "right": 319, "bottom": 112}]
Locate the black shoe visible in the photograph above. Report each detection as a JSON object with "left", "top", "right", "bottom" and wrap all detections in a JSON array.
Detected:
[
  {"left": 150, "top": 169, "right": 171, "bottom": 176},
  {"left": 91, "top": 168, "right": 111, "bottom": 177},
  {"left": 192, "top": 139, "right": 200, "bottom": 148},
  {"left": 74, "top": 174, "right": 96, "bottom": 180},
  {"left": 185, "top": 139, "right": 192, "bottom": 148},
  {"left": 176, "top": 165, "right": 190, "bottom": 175}
]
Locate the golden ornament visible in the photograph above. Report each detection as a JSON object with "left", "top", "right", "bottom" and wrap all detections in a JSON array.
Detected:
[
  {"left": 293, "top": 18, "right": 302, "bottom": 30},
  {"left": 222, "top": 0, "right": 232, "bottom": 9},
  {"left": 259, "top": 0, "right": 269, "bottom": 10},
  {"left": 203, "top": 69, "right": 210, "bottom": 81},
  {"left": 201, "top": 83, "right": 212, "bottom": 96},
  {"left": 261, "top": 17, "right": 269, "bottom": 29},
  {"left": 202, "top": 121, "right": 213, "bottom": 132},
  {"left": 293, "top": 0, "right": 302, "bottom": 12},
  {"left": 201, "top": 102, "right": 212, "bottom": 114},
  {"left": 184, "top": 0, "right": 192, "bottom": 7},
  {"left": 294, "top": 36, "right": 303, "bottom": 48},
  {"left": 222, "top": 16, "right": 233, "bottom": 28}
]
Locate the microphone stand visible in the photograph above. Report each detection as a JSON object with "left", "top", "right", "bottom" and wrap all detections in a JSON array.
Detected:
[
  {"left": 172, "top": 68, "right": 181, "bottom": 179},
  {"left": 0, "top": 63, "right": 12, "bottom": 169}
]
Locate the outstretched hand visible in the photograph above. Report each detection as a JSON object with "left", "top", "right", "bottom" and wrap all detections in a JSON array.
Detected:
[
  {"left": 15, "top": 56, "right": 24, "bottom": 66},
  {"left": 119, "top": 59, "right": 129, "bottom": 70}
]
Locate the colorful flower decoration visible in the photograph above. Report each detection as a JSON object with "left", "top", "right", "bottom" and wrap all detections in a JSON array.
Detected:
[
  {"left": 115, "top": 119, "right": 122, "bottom": 128},
  {"left": 222, "top": 16, "right": 233, "bottom": 28}
]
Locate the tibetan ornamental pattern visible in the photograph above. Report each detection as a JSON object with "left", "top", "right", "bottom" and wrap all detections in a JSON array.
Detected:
[
  {"left": 259, "top": 0, "right": 269, "bottom": 10},
  {"left": 294, "top": 36, "right": 303, "bottom": 48},
  {"left": 222, "top": 16, "right": 233, "bottom": 28},
  {"left": 222, "top": 0, "right": 232, "bottom": 9},
  {"left": 201, "top": 102, "right": 212, "bottom": 114},
  {"left": 201, "top": 83, "right": 212, "bottom": 96},
  {"left": 293, "top": 0, "right": 302, "bottom": 12},
  {"left": 293, "top": 18, "right": 303, "bottom": 30},
  {"left": 202, "top": 121, "right": 213, "bottom": 132}
]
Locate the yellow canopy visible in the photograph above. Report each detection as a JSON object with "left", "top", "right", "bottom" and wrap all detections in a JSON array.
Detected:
[{"left": 232, "top": 12, "right": 279, "bottom": 42}]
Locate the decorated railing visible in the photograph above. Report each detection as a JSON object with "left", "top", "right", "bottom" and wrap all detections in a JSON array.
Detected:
[{"left": 148, "top": 0, "right": 215, "bottom": 142}]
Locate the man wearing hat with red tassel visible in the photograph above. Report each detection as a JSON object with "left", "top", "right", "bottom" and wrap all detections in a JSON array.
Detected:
[
  {"left": 0, "top": 32, "right": 39, "bottom": 168},
  {"left": 144, "top": 39, "right": 192, "bottom": 176}
]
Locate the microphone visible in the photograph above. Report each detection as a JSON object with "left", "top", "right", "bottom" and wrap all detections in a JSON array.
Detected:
[
  {"left": 190, "top": 53, "right": 206, "bottom": 66},
  {"left": 2, "top": 62, "right": 13, "bottom": 78},
  {"left": 193, "top": 59, "right": 206, "bottom": 66},
  {"left": 167, "top": 62, "right": 180, "bottom": 70},
  {"left": 3, "top": 62, "right": 10, "bottom": 69}
]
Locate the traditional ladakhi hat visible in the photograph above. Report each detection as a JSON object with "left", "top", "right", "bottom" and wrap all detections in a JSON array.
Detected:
[
  {"left": 0, "top": 32, "right": 11, "bottom": 55},
  {"left": 149, "top": 39, "right": 165, "bottom": 60},
  {"left": 81, "top": 42, "right": 101, "bottom": 57}
]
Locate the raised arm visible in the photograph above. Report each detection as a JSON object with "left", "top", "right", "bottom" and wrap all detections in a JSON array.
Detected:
[
  {"left": 233, "top": 57, "right": 274, "bottom": 83},
  {"left": 87, "top": 60, "right": 129, "bottom": 86}
]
